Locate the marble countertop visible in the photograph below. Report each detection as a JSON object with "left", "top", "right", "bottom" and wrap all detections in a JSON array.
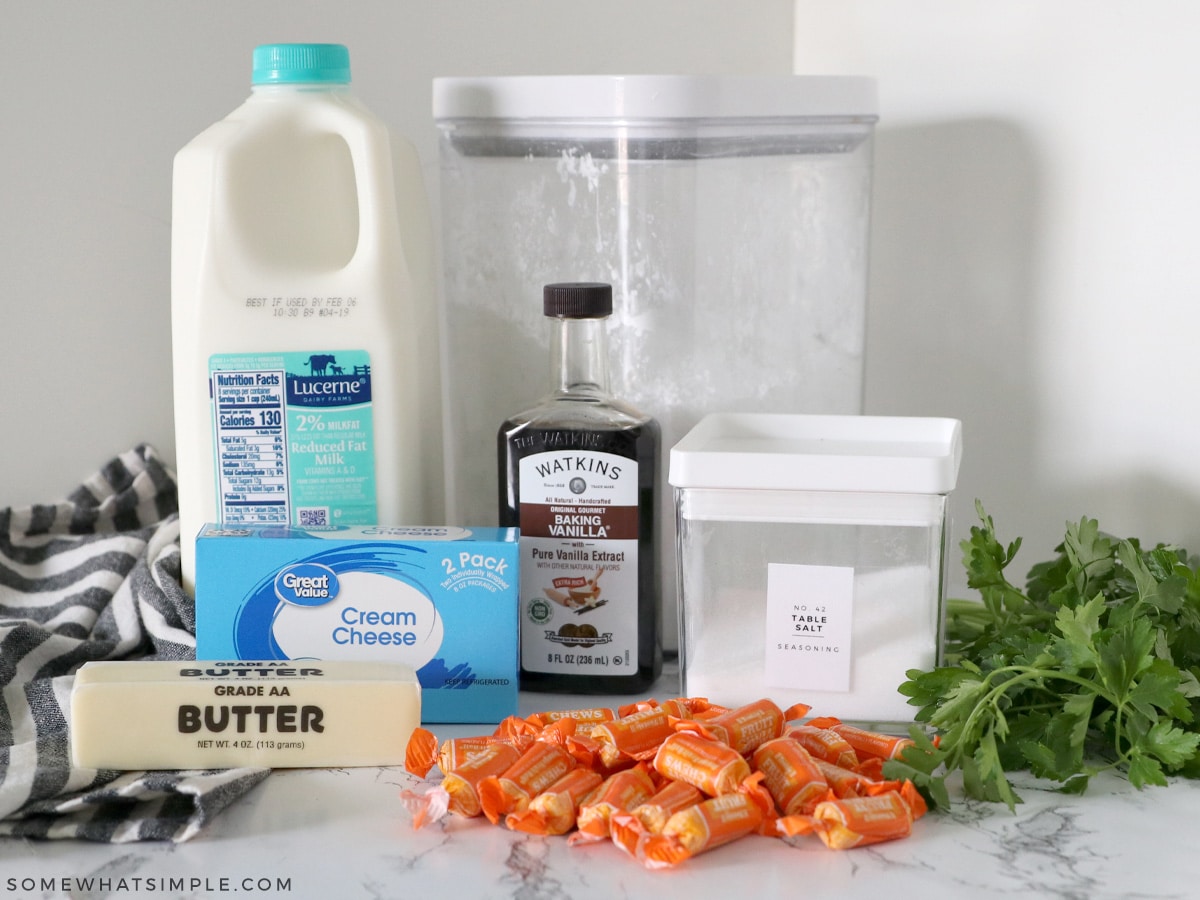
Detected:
[{"left": 3, "top": 665, "right": 1198, "bottom": 900}]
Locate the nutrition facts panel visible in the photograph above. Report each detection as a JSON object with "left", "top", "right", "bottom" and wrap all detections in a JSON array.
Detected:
[{"left": 211, "top": 368, "right": 290, "bottom": 524}]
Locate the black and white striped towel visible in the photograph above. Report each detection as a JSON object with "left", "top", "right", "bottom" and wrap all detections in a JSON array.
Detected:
[{"left": 0, "top": 445, "right": 268, "bottom": 842}]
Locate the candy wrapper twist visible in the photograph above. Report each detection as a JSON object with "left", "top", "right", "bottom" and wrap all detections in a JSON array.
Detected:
[{"left": 398, "top": 696, "right": 929, "bottom": 870}]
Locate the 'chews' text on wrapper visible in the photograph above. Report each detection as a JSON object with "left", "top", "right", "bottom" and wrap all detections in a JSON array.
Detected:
[{"left": 195, "top": 525, "right": 519, "bottom": 722}]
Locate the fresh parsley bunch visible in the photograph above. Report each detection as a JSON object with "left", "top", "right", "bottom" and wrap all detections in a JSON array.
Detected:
[{"left": 884, "top": 501, "right": 1200, "bottom": 810}]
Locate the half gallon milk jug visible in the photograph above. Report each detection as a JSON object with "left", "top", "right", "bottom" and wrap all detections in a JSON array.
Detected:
[{"left": 172, "top": 44, "right": 440, "bottom": 593}]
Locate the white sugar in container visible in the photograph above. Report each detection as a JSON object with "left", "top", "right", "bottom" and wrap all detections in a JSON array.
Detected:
[{"left": 669, "top": 413, "right": 962, "bottom": 726}]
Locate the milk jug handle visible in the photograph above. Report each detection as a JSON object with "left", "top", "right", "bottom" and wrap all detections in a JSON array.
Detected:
[{"left": 303, "top": 103, "right": 400, "bottom": 273}]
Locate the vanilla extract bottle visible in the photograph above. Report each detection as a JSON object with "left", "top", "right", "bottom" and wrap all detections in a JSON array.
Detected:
[{"left": 499, "top": 283, "right": 662, "bottom": 693}]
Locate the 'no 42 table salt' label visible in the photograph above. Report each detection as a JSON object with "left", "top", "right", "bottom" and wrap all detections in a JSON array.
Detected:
[{"left": 765, "top": 563, "right": 854, "bottom": 692}]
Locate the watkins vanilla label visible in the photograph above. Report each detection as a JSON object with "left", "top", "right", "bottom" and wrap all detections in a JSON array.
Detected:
[{"left": 517, "top": 450, "right": 639, "bottom": 676}]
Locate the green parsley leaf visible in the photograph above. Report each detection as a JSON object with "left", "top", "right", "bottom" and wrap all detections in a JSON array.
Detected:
[
  {"left": 883, "top": 726, "right": 951, "bottom": 811},
  {"left": 1143, "top": 720, "right": 1200, "bottom": 768},
  {"left": 897, "top": 504, "right": 1200, "bottom": 810}
]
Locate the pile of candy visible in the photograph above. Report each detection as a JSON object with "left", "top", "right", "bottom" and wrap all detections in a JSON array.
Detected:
[{"left": 399, "top": 697, "right": 928, "bottom": 870}]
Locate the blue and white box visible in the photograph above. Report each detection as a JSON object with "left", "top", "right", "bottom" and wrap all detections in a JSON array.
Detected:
[{"left": 196, "top": 525, "right": 519, "bottom": 723}]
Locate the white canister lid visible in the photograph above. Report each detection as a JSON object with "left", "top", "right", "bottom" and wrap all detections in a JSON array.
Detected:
[
  {"left": 432, "top": 75, "right": 877, "bottom": 121},
  {"left": 669, "top": 413, "right": 962, "bottom": 495}
]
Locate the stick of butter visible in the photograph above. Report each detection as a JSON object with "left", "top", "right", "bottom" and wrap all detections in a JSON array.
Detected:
[{"left": 70, "top": 659, "right": 420, "bottom": 770}]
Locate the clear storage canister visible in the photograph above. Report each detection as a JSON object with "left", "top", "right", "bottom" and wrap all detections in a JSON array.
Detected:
[
  {"left": 434, "top": 76, "right": 878, "bottom": 638},
  {"left": 669, "top": 413, "right": 962, "bottom": 725}
]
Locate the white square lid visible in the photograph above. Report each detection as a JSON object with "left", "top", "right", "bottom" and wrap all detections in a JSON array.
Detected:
[{"left": 668, "top": 413, "right": 962, "bottom": 494}]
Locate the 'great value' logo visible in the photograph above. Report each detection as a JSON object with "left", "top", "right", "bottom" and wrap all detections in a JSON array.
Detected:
[{"left": 274, "top": 563, "right": 339, "bottom": 606}]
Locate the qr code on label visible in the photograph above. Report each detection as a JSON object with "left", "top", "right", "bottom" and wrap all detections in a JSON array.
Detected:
[{"left": 298, "top": 507, "right": 329, "bottom": 527}]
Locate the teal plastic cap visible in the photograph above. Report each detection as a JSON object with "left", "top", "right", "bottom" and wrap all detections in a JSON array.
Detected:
[{"left": 252, "top": 44, "right": 351, "bottom": 85}]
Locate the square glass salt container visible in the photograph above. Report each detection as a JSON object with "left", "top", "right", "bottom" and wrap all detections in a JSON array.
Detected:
[{"left": 669, "top": 413, "right": 962, "bottom": 726}]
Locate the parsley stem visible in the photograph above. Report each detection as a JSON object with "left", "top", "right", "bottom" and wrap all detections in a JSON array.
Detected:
[{"left": 956, "top": 666, "right": 1116, "bottom": 763}]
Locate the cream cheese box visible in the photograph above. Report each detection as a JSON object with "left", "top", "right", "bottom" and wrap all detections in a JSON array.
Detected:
[{"left": 195, "top": 525, "right": 519, "bottom": 723}]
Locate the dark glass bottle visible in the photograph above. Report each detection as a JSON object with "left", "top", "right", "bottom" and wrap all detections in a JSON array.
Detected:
[{"left": 499, "top": 283, "right": 662, "bottom": 693}]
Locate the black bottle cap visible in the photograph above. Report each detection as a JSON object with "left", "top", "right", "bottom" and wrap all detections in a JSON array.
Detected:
[{"left": 543, "top": 282, "right": 613, "bottom": 319}]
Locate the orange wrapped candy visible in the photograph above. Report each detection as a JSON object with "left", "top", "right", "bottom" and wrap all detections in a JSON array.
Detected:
[
  {"left": 806, "top": 717, "right": 916, "bottom": 761},
  {"left": 441, "top": 742, "right": 524, "bottom": 817},
  {"left": 627, "top": 779, "right": 705, "bottom": 835},
  {"left": 526, "top": 707, "right": 617, "bottom": 732},
  {"left": 405, "top": 727, "right": 440, "bottom": 777},
  {"left": 652, "top": 732, "right": 751, "bottom": 797},
  {"left": 402, "top": 719, "right": 545, "bottom": 780},
  {"left": 700, "top": 699, "right": 810, "bottom": 755},
  {"left": 478, "top": 741, "right": 577, "bottom": 824},
  {"left": 813, "top": 759, "right": 877, "bottom": 798},
  {"left": 401, "top": 693, "right": 930, "bottom": 868},
  {"left": 520, "top": 716, "right": 610, "bottom": 771},
  {"left": 559, "top": 731, "right": 605, "bottom": 771},
  {"left": 591, "top": 707, "right": 675, "bottom": 769},
  {"left": 751, "top": 737, "right": 828, "bottom": 816},
  {"left": 529, "top": 717, "right": 578, "bottom": 747},
  {"left": 505, "top": 768, "right": 604, "bottom": 835},
  {"left": 441, "top": 735, "right": 520, "bottom": 775},
  {"left": 812, "top": 759, "right": 910, "bottom": 802},
  {"left": 399, "top": 740, "right": 522, "bottom": 826},
  {"left": 493, "top": 714, "right": 541, "bottom": 743},
  {"left": 637, "top": 791, "right": 771, "bottom": 869},
  {"left": 398, "top": 715, "right": 539, "bottom": 778},
  {"left": 784, "top": 723, "right": 859, "bottom": 769},
  {"left": 437, "top": 735, "right": 498, "bottom": 772},
  {"left": 776, "top": 783, "right": 926, "bottom": 850},
  {"left": 691, "top": 704, "right": 731, "bottom": 722},
  {"left": 568, "top": 765, "right": 657, "bottom": 845},
  {"left": 398, "top": 784, "right": 450, "bottom": 829},
  {"left": 617, "top": 697, "right": 712, "bottom": 720},
  {"left": 854, "top": 756, "right": 887, "bottom": 781}
]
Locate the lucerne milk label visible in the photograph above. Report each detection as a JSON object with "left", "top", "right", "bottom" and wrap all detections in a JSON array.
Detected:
[{"left": 209, "top": 349, "right": 376, "bottom": 529}]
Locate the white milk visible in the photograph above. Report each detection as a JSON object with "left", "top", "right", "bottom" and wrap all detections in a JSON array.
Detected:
[{"left": 172, "top": 44, "right": 440, "bottom": 593}]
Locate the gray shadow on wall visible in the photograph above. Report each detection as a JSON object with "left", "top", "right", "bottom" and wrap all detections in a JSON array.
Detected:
[
  {"left": 862, "top": 119, "right": 1057, "bottom": 594},
  {"left": 866, "top": 119, "right": 1200, "bottom": 583},
  {"left": 1093, "top": 472, "right": 1200, "bottom": 560}
]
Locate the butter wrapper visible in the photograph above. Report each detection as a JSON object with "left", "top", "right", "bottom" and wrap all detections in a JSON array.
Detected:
[{"left": 71, "top": 659, "right": 420, "bottom": 769}]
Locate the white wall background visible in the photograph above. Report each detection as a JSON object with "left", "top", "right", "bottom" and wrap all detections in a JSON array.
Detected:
[
  {"left": 0, "top": 0, "right": 793, "bottom": 505},
  {"left": 796, "top": 1, "right": 1200, "bottom": 594},
  {"left": 7, "top": 1, "right": 1198, "bottom": 605}
]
